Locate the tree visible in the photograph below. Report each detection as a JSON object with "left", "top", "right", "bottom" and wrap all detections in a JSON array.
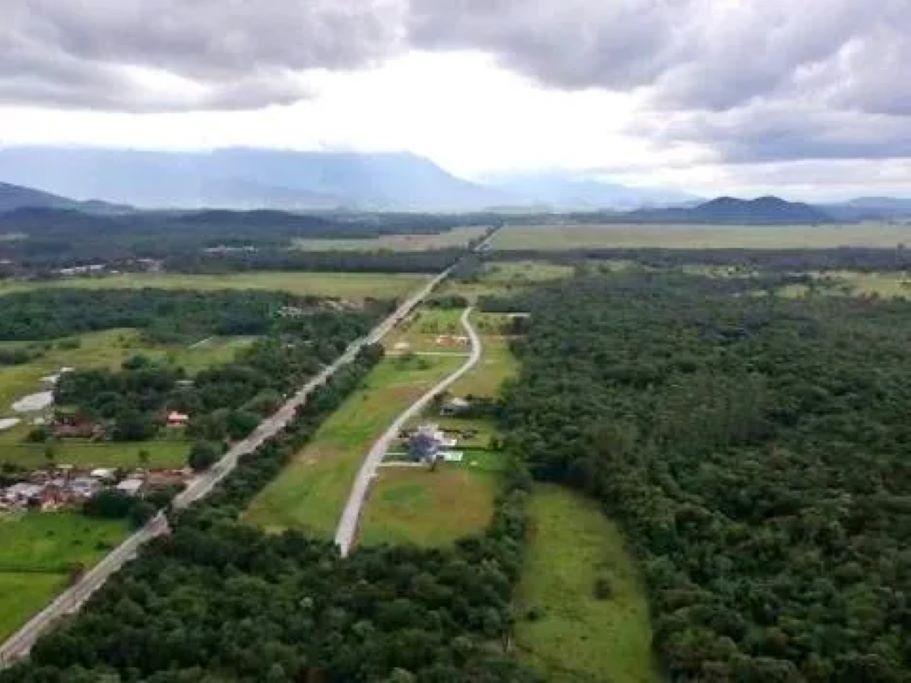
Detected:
[{"left": 188, "top": 441, "right": 220, "bottom": 472}]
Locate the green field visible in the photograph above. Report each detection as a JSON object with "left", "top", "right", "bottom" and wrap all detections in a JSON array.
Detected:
[
  {"left": 514, "top": 485, "right": 661, "bottom": 682},
  {"left": 0, "top": 271, "right": 429, "bottom": 301},
  {"left": 358, "top": 465, "right": 500, "bottom": 548},
  {"left": 0, "top": 513, "right": 129, "bottom": 641},
  {"left": 451, "top": 313, "right": 519, "bottom": 398},
  {"left": 493, "top": 222, "right": 911, "bottom": 250},
  {"left": 292, "top": 226, "right": 488, "bottom": 252},
  {"left": 243, "top": 353, "right": 463, "bottom": 538},
  {"left": 780, "top": 270, "right": 911, "bottom": 299},
  {"left": 384, "top": 307, "right": 470, "bottom": 353}
]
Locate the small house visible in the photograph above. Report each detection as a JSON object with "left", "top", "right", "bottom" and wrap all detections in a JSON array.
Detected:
[
  {"left": 408, "top": 424, "right": 458, "bottom": 463},
  {"left": 166, "top": 411, "right": 190, "bottom": 427}
]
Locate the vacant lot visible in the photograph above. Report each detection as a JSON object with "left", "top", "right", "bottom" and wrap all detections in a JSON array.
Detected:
[
  {"left": 291, "top": 226, "right": 488, "bottom": 252},
  {"left": 384, "top": 307, "right": 469, "bottom": 354},
  {"left": 0, "top": 513, "right": 128, "bottom": 641},
  {"left": 0, "top": 271, "right": 428, "bottom": 301},
  {"left": 450, "top": 312, "right": 519, "bottom": 398},
  {"left": 358, "top": 465, "right": 499, "bottom": 548},
  {"left": 514, "top": 485, "right": 661, "bottom": 683},
  {"left": 493, "top": 222, "right": 911, "bottom": 250},
  {"left": 243, "top": 353, "right": 463, "bottom": 538}
]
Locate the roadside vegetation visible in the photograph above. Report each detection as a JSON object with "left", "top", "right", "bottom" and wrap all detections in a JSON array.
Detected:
[{"left": 291, "top": 225, "right": 488, "bottom": 252}]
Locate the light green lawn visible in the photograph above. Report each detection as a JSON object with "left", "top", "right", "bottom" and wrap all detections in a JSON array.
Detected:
[
  {"left": 359, "top": 465, "right": 499, "bottom": 548},
  {"left": 384, "top": 307, "right": 469, "bottom": 353},
  {"left": 0, "top": 271, "right": 428, "bottom": 301},
  {"left": 514, "top": 485, "right": 662, "bottom": 683},
  {"left": 292, "top": 226, "right": 488, "bottom": 252},
  {"left": 243, "top": 354, "right": 462, "bottom": 538},
  {"left": 493, "top": 222, "right": 911, "bottom": 250},
  {"left": 0, "top": 512, "right": 129, "bottom": 641}
]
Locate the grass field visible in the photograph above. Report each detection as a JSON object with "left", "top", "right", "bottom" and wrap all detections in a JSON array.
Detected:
[
  {"left": 514, "top": 485, "right": 661, "bottom": 683},
  {"left": 243, "top": 353, "right": 463, "bottom": 538},
  {"left": 492, "top": 222, "right": 911, "bottom": 251},
  {"left": 0, "top": 512, "right": 129, "bottom": 641},
  {"left": 358, "top": 465, "right": 500, "bottom": 547},
  {"left": 292, "top": 226, "right": 488, "bottom": 252},
  {"left": 0, "top": 271, "right": 429, "bottom": 301},
  {"left": 384, "top": 307, "right": 469, "bottom": 353},
  {"left": 780, "top": 270, "right": 911, "bottom": 299},
  {"left": 450, "top": 313, "right": 519, "bottom": 398}
]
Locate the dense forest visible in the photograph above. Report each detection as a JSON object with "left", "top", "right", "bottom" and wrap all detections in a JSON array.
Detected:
[
  {"left": 493, "top": 271, "right": 911, "bottom": 681},
  {"left": 0, "top": 288, "right": 336, "bottom": 343},
  {"left": 1, "top": 342, "right": 536, "bottom": 682}
]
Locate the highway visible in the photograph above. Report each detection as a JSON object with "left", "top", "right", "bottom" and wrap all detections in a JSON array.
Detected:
[
  {"left": 0, "top": 262, "right": 456, "bottom": 666},
  {"left": 334, "top": 305, "right": 482, "bottom": 557}
]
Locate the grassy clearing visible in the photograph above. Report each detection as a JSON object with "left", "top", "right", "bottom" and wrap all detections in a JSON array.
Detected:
[
  {"left": 481, "top": 260, "right": 575, "bottom": 283},
  {"left": 0, "top": 271, "right": 428, "bottom": 301},
  {"left": 358, "top": 466, "right": 499, "bottom": 548},
  {"left": 384, "top": 308, "right": 469, "bottom": 353},
  {"left": 514, "top": 485, "right": 661, "bottom": 683},
  {"left": 780, "top": 270, "right": 911, "bottom": 299},
  {"left": 243, "top": 354, "right": 463, "bottom": 538},
  {"left": 493, "top": 222, "right": 911, "bottom": 251},
  {"left": 0, "top": 512, "right": 129, "bottom": 641},
  {"left": 292, "top": 226, "right": 488, "bottom": 252},
  {"left": 0, "top": 432, "right": 189, "bottom": 469},
  {"left": 451, "top": 314, "right": 519, "bottom": 398}
]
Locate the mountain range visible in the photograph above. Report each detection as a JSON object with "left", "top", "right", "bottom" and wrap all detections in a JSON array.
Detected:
[{"left": 0, "top": 146, "right": 908, "bottom": 217}]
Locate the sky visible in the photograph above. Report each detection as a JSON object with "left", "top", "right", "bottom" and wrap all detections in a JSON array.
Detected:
[{"left": 1, "top": 0, "right": 910, "bottom": 201}]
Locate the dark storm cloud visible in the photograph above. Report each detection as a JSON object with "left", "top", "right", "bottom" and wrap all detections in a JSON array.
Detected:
[{"left": 0, "top": 0, "right": 404, "bottom": 111}]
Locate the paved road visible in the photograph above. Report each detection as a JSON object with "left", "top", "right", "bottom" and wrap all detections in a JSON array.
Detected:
[
  {"left": 334, "top": 306, "right": 483, "bottom": 557},
  {"left": 0, "top": 266, "right": 454, "bottom": 667}
]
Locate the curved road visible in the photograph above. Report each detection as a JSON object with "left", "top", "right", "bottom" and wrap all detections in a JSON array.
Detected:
[{"left": 334, "top": 306, "right": 482, "bottom": 557}]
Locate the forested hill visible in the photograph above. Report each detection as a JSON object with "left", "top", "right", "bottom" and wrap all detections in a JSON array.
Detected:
[
  {"left": 623, "top": 195, "right": 833, "bottom": 223},
  {"left": 492, "top": 270, "right": 910, "bottom": 680},
  {"left": 0, "top": 181, "right": 126, "bottom": 214}
]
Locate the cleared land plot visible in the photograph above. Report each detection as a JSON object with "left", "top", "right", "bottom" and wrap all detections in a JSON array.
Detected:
[
  {"left": 450, "top": 314, "right": 519, "bottom": 398},
  {"left": 514, "top": 485, "right": 661, "bottom": 683},
  {"left": 493, "top": 222, "right": 911, "bottom": 250},
  {"left": 358, "top": 465, "right": 499, "bottom": 548},
  {"left": 243, "top": 353, "right": 463, "bottom": 538},
  {"left": 384, "top": 308, "right": 469, "bottom": 353},
  {"left": 0, "top": 513, "right": 128, "bottom": 641},
  {"left": 0, "top": 271, "right": 428, "bottom": 301},
  {"left": 435, "top": 260, "right": 574, "bottom": 301},
  {"left": 292, "top": 226, "right": 488, "bottom": 252}
]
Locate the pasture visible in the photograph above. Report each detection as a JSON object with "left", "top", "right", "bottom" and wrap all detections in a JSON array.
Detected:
[
  {"left": 0, "top": 513, "right": 129, "bottom": 641},
  {"left": 514, "top": 485, "right": 661, "bottom": 682},
  {"left": 358, "top": 464, "right": 500, "bottom": 548},
  {"left": 780, "top": 270, "right": 911, "bottom": 299},
  {"left": 243, "top": 353, "right": 463, "bottom": 538},
  {"left": 0, "top": 271, "right": 429, "bottom": 302},
  {"left": 492, "top": 222, "right": 911, "bottom": 250},
  {"left": 291, "top": 225, "right": 488, "bottom": 252}
]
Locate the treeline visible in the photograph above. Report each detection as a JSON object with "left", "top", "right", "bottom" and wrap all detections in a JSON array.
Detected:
[
  {"left": 0, "top": 207, "right": 493, "bottom": 270},
  {"left": 2, "top": 344, "right": 538, "bottom": 682},
  {"left": 492, "top": 246, "right": 911, "bottom": 272},
  {"left": 0, "top": 288, "right": 323, "bottom": 343},
  {"left": 165, "top": 248, "right": 462, "bottom": 275},
  {"left": 497, "top": 271, "right": 910, "bottom": 680}
]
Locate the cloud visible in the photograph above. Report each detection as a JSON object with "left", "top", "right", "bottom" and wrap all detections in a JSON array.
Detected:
[{"left": 0, "top": 0, "right": 405, "bottom": 111}]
